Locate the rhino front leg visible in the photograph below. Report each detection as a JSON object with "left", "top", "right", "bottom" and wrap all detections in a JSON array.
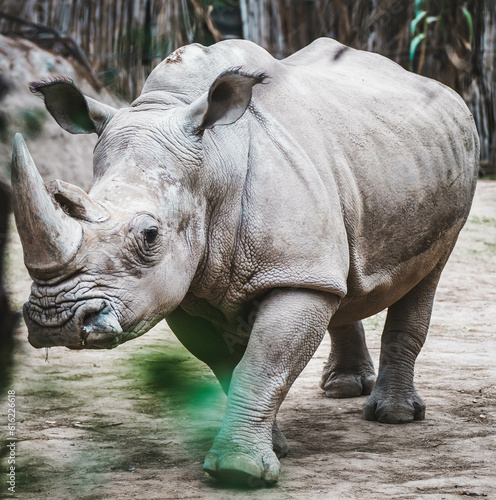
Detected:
[
  {"left": 204, "top": 288, "right": 339, "bottom": 485},
  {"left": 320, "top": 321, "right": 376, "bottom": 398},
  {"left": 363, "top": 264, "right": 443, "bottom": 424},
  {"left": 166, "top": 307, "right": 288, "bottom": 458}
]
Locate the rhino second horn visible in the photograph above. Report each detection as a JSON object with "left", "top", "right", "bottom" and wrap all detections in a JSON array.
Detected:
[
  {"left": 11, "top": 134, "right": 83, "bottom": 277},
  {"left": 47, "top": 179, "right": 109, "bottom": 223}
]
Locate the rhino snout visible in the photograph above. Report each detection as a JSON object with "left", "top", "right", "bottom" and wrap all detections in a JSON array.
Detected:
[
  {"left": 80, "top": 304, "right": 123, "bottom": 346},
  {"left": 25, "top": 298, "right": 123, "bottom": 350}
]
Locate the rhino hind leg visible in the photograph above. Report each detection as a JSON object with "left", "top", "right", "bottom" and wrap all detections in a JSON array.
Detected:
[
  {"left": 363, "top": 263, "right": 444, "bottom": 424},
  {"left": 320, "top": 321, "right": 376, "bottom": 398},
  {"left": 271, "top": 421, "right": 289, "bottom": 458}
]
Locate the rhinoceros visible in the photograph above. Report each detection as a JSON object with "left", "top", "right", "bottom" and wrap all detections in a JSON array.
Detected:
[{"left": 11, "top": 38, "right": 478, "bottom": 485}]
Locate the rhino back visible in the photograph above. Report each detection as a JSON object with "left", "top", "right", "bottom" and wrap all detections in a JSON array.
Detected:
[
  {"left": 140, "top": 39, "right": 479, "bottom": 319},
  {"left": 249, "top": 39, "right": 478, "bottom": 316}
]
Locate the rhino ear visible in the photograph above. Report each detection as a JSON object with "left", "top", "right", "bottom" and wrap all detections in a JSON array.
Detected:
[
  {"left": 29, "top": 78, "right": 117, "bottom": 136},
  {"left": 184, "top": 69, "right": 267, "bottom": 133}
]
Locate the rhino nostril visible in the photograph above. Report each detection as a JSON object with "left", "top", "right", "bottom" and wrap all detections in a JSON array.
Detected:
[
  {"left": 81, "top": 305, "right": 122, "bottom": 336},
  {"left": 82, "top": 301, "right": 107, "bottom": 334},
  {"left": 83, "top": 311, "right": 99, "bottom": 329}
]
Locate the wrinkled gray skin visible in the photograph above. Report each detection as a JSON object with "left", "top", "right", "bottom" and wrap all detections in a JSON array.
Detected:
[{"left": 12, "top": 38, "right": 479, "bottom": 485}]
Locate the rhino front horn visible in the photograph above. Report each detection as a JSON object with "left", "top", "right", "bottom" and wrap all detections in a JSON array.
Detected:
[{"left": 11, "top": 134, "right": 83, "bottom": 277}]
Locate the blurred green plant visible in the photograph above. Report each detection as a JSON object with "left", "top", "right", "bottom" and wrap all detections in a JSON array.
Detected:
[
  {"left": 132, "top": 348, "right": 225, "bottom": 417},
  {"left": 21, "top": 108, "right": 47, "bottom": 139},
  {"left": 410, "top": 0, "right": 473, "bottom": 74}
]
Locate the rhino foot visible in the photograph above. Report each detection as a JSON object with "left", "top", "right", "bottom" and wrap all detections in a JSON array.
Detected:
[
  {"left": 322, "top": 321, "right": 376, "bottom": 398},
  {"left": 272, "top": 421, "right": 288, "bottom": 458},
  {"left": 363, "top": 389, "right": 425, "bottom": 424},
  {"left": 204, "top": 446, "right": 280, "bottom": 487},
  {"left": 321, "top": 367, "right": 376, "bottom": 398}
]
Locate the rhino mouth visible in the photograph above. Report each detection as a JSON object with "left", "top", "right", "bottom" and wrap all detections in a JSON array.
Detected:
[{"left": 24, "top": 298, "right": 123, "bottom": 349}]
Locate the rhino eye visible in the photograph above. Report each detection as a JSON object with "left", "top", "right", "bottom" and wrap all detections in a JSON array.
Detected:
[{"left": 143, "top": 227, "right": 158, "bottom": 247}]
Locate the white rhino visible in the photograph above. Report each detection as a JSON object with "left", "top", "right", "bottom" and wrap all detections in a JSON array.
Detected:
[{"left": 11, "top": 38, "right": 479, "bottom": 485}]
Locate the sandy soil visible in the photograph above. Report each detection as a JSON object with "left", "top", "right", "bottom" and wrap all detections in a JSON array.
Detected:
[{"left": 1, "top": 181, "right": 495, "bottom": 500}]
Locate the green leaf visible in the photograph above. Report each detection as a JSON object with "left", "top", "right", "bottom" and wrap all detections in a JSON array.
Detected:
[
  {"left": 411, "top": 10, "right": 427, "bottom": 35},
  {"left": 461, "top": 6, "right": 473, "bottom": 45},
  {"left": 415, "top": 0, "right": 426, "bottom": 13},
  {"left": 410, "top": 33, "right": 426, "bottom": 64},
  {"left": 426, "top": 16, "right": 440, "bottom": 24},
  {"left": 439, "top": 17, "right": 446, "bottom": 36}
]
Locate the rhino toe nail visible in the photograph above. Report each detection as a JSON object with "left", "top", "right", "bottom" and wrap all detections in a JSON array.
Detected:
[
  {"left": 362, "top": 401, "right": 378, "bottom": 421},
  {"left": 263, "top": 456, "right": 280, "bottom": 485},
  {"left": 264, "top": 467, "right": 279, "bottom": 485},
  {"left": 203, "top": 454, "right": 219, "bottom": 478},
  {"left": 413, "top": 402, "right": 426, "bottom": 420},
  {"left": 218, "top": 454, "right": 261, "bottom": 479}
]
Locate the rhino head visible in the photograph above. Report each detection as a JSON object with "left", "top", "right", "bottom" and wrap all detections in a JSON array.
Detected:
[{"left": 12, "top": 70, "right": 264, "bottom": 349}]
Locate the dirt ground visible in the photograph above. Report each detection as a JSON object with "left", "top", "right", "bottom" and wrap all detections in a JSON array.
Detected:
[{"left": 1, "top": 181, "right": 495, "bottom": 500}]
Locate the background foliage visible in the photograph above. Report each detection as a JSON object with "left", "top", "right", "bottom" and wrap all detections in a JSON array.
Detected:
[{"left": 0, "top": 0, "right": 494, "bottom": 173}]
